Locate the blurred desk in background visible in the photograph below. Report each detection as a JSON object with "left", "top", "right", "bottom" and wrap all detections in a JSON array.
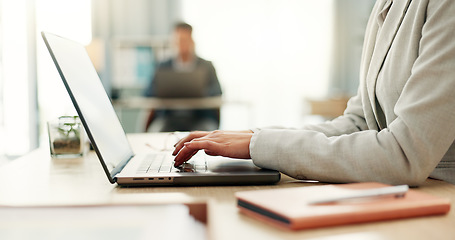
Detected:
[
  {"left": 112, "top": 97, "right": 223, "bottom": 133},
  {"left": 307, "top": 96, "right": 350, "bottom": 119},
  {"left": 113, "top": 96, "right": 223, "bottom": 110},
  {"left": 112, "top": 96, "right": 254, "bottom": 132}
]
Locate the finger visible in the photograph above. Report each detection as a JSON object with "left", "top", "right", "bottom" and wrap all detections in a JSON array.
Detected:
[
  {"left": 173, "top": 133, "right": 191, "bottom": 151},
  {"left": 175, "top": 151, "right": 199, "bottom": 168},
  {"left": 173, "top": 131, "right": 208, "bottom": 155},
  {"left": 174, "top": 131, "right": 209, "bottom": 148},
  {"left": 184, "top": 140, "right": 225, "bottom": 156},
  {"left": 173, "top": 146, "right": 199, "bottom": 167},
  {"left": 172, "top": 136, "right": 194, "bottom": 156},
  {"left": 174, "top": 140, "right": 222, "bottom": 166}
]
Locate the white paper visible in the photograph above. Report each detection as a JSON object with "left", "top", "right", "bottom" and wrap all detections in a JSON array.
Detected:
[{"left": 0, "top": 204, "right": 206, "bottom": 240}]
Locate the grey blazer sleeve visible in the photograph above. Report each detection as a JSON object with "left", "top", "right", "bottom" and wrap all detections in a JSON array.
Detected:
[{"left": 250, "top": 0, "right": 455, "bottom": 186}]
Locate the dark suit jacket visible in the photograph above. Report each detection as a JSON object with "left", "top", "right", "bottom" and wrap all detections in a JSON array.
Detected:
[{"left": 144, "top": 57, "right": 222, "bottom": 121}]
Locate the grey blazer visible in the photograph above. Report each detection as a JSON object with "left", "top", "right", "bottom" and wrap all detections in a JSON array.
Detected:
[{"left": 250, "top": 0, "right": 455, "bottom": 186}]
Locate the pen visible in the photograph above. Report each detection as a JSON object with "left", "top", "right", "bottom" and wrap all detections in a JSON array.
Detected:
[{"left": 308, "top": 185, "right": 409, "bottom": 205}]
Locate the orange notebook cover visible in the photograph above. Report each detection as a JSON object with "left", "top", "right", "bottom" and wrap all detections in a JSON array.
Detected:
[{"left": 235, "top": 182, "right": 451, "bottom": 230}]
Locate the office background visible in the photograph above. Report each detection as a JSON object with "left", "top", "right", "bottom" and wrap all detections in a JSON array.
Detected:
[{"left": 0, "top": 0, "right": 374, "bottom": 163}]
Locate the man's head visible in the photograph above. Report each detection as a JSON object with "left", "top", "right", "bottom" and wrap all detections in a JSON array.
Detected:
[{"left": 173, "top": 22, "right": 194, "bottom": 62}]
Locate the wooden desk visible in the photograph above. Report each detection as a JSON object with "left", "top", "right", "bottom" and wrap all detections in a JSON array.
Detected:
[
  {"left": 0, "top": 133, "right": 454, "bottom": 240},
  {"left": 307, "top": 97, "right": 350, "bottom": 119}
]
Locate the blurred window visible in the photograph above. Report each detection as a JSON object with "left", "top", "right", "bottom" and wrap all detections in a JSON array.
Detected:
[{"left": 182, "top": 0, "right": 333, "bottom": 128}]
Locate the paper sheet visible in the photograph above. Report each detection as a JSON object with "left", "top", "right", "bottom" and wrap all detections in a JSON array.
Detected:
[{"left": 0, "top": 204, "right": 206, "bottom": 240}]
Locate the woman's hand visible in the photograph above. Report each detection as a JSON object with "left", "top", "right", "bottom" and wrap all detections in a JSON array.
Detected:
[{"left": 172, "top": 130, "right": 253, "bottom": 167}]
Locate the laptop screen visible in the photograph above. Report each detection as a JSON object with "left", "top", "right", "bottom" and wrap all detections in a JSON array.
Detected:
[
  {"left": 154, "top": 69, "right": 209, "bottom": 98},
  {"left": 42, "top": 32, "right": 134, "bottom": 183}
]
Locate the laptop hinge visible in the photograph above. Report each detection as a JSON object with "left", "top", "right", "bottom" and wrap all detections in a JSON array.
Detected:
[{"left": 110, "top": 154, "right": 135, "bottom": 180}]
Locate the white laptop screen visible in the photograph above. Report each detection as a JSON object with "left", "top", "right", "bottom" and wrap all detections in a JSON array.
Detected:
[{"left": 42, "top": 32, "right": 134, "bottom": 182}]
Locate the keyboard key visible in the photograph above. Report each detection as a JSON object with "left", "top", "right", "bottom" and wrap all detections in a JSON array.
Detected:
[
  {"left": 159, "top": 165, "right": 172, "bottom": 173},
  {"left": 137, "top": 153, "right": 208, "bottom": 174}
]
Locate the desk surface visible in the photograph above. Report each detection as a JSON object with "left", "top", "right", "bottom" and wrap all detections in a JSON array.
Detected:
[{"left": 0, "top": 133, "right": 454, "bottom": 240}]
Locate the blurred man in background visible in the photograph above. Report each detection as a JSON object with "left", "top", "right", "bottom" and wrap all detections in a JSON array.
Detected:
[{"left": 144, "top": 22, "right": 222, "bottom": 132}]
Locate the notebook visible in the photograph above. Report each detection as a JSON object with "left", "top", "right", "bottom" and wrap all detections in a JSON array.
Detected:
[
  {"left": 236, "top": 182, "right": 451, "bottom": 230},
  {"left": 41, "top": 32, "right": 280, "bottom": 186}
]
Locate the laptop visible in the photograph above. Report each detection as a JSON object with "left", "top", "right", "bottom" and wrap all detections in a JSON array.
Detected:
[
  {"left": 42, "top": 32, "right": 280, "bottom": 186},
  {"left": 154, "top": 69, "right": 208, "bottom": 98}
]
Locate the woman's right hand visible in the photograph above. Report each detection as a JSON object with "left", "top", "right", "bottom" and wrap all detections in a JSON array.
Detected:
[{"left": 172, "top": 130, "right": 254, "bottom": 167}]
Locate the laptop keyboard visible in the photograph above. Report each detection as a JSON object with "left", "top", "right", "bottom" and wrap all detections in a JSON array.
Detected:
[{"left": 136, "top": 153, "right": 207, "bottom": 174}]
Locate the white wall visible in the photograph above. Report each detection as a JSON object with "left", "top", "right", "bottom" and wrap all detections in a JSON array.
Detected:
[
  {"left": 0, "top": 0, "right": 38, "bottom": 156},
  {"left": 35, "top": 0, "right": 93, "bottom": 146},
  {"left": 182, "top": 0, "right": 333, "bottom": 129}
]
